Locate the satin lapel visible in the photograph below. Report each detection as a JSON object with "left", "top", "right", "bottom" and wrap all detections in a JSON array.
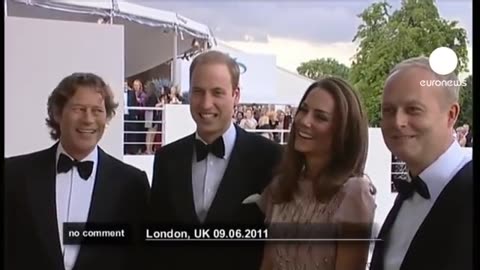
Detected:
[
  {"left": 83, "top": 148, "right": 116, "bottom": 223},
  {"left": 74, "top": 148, "right": 117, "bottom": 268},
  {"left": 370, "top": 194, "right": 403, "bottom": 270},
  {"left": 204, "top": 127, "right": 249, "bottom": 223},
  {"left": 170, "top": 134, "right": 200, "bottom": 224},
  {"left": 26, "top": 144, "right": 65, "bottom": 269},
  {"left": 377, "top": 194, "right": 403, "bottom": 240}
]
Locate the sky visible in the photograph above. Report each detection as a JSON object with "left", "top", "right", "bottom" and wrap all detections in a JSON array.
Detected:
[{"left": 135, "top": 0, "right": 472, "bottom": 76}]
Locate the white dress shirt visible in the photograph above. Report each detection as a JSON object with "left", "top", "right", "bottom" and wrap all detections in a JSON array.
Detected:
[
  {"left": 192, "top": 122, "right": 236, "bottom": 223},
  {"left": 384, "top": 140, "right": 472, "bottom": 270},
  {"left": 56, "top": 143, "right": 98, "bottom": 270}
]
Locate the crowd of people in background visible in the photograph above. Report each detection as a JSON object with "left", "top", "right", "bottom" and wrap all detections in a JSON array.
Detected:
[
  {"left": 123, "top": 79, "right": 186, "bottom": 155},
  {"left": 233, "top": 104, "right": 294, "bottom": 143},
  {"left": 124, "top": 80, "right": 472, "bottom": 154},
  {"left": 453, "top": 123, "right": 473, "bottom": 147},
  {"left": 124, "top": 86, "right": 298, "bottom": 154}
]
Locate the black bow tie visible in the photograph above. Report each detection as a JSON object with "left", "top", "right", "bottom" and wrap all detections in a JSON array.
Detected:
[
  {"left": 393, "top": 174, "right": 431, "bottom": 199},
  {"left": 195, "top": 137, "right": 225, "bottom": 161},
  {"left": 57, "top": 153, "right": 94, "bottom": 180}
]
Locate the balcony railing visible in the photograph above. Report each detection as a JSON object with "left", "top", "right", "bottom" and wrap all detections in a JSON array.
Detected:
[
  {"left": 123, "top": 106, "right": 164, "bottom": 154},
  {"left": 123, "top": 106, "right": 291, "bottom": 154}
]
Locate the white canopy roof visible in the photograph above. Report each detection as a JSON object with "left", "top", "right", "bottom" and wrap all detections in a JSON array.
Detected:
[
  {"left": 8, "top": 0, "right": 215, "bottom": 40},
  {"left": 7, "top": 0, "right": 216, "bottom": 77}
]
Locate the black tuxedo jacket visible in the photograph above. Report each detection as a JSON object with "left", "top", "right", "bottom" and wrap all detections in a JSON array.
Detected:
[
  {"left": 148, "top": 125, "right": 283, "bottom": 270},
  {"left": 5, "top": 144, "right": 150, "bottom": 270},
  {"left": 370, "top": 160, "right": 473, "bottom": 270}
]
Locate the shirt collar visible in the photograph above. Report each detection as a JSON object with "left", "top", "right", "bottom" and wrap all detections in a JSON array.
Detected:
[
  {"left": 195, "top": 122, "right": 237, "bottom": 160},
  {"left": 56, "top": 142, "right": 98, "bottom": 164},
  {"left": 417, "top": 140, "right": 466, "bottom": 201}
]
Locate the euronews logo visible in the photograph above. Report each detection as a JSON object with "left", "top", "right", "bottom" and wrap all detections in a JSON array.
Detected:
[
  {"left": 419, "top": 79, "right": 466, "bottom": 87},
  {"left": 422, "top": 47, "right": 467, "bottom": 87}
]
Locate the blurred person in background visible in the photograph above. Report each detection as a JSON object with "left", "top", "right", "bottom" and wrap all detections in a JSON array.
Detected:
[
  {"left": 452, "top": 127, "right": 457, "bottom": 140},
  {"left": 463, "top": 123, "right": 472, "bottom": 147},
  {"left": 268, "top": 110, "right": 279, "bottom": 129},
  {"left": 257, "top": 112, "right": 274, "bottom": 141},
  {"left": 132, "top": 79, "right": 147, "bottom": 154},
  {"left": 124, "top": 80, "right": 140, "bottom": 154},
  {"left": 144, "top": 82, "right": 161, "bottom": 154},
  {"left": 456, "top": 126, "right": 467, "bottom": 147},
  {"left": 284, "top": 105, "right": 293, "bottom": 128},
  {"left": 276, "top": 110, "right": 290, "bottom": 144},
  {"left": 258, "top": 106, "right": 269, "bottom": 124},
  {"left": 133, "top": 79, "right": 146, "bottom": 106},
  {"left": 169, "top": 85, "right": 183, "bottom": 104},
  {"left": 235, "top": 111, "right": 244, "bottom": 124},
  {"left": 267, "top": 111, "right": 281, "bottom": 142},
  {"left": 239, "top": 108, "right": 258, "bottom": 129}
]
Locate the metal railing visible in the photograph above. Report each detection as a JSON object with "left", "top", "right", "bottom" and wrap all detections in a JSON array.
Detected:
[
  {"left": 123, "top": 106, "right": 164, "bottom": 154},
  {"left": 123, "top": 106, "right": 292, "bottom": 153},
  {"left": 244, "top": 128, "right": 290, "bottom": 145}
]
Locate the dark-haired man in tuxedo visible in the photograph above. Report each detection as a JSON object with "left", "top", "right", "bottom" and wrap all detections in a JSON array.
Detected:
[
  {"left": 149, "top": 50, "right": 282, "bottom": 270},
  {"left": 370, "top": 57, "right": 472, "bottom": 270},
  {"left": 5, "top": 73, "right": 150, "bottom": 270}
]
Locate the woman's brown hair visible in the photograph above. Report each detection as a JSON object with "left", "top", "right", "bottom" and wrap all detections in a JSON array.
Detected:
[{"left": 271, "top": 77, "right": 369, "bottom": 203}]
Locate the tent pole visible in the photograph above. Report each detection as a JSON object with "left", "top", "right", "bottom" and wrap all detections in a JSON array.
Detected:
[
  {"left": 109, "top": 0, "right": 117, "bottom": 24},
  {"left": 171, "top": 26, "right": 178, "bottom": 86},
  {"left": 5, "top": 0, "right": 8, "bottom": 17}
]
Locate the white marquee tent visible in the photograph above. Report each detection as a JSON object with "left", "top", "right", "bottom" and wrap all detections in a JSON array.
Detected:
[
  {"left": 216, "top": 41, "right": 314, "bottom": 105},
  {"left": 6, "top": 0, "right": 217, "bottom": 79}
]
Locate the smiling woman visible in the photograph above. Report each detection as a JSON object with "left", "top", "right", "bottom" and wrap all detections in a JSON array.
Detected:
[{"left": 259, "top": 77, "right": 376, "bottom": 270}]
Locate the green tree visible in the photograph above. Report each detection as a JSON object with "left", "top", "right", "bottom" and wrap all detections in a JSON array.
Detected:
[
  {"left": 458, "top": 75, "right": 472, "bottom": 127},
  {"left": 297, "top": 58, "right": 350, "bottom": 80},
  {"left": 350, "top": 0, "right": 469, "bottom": 126}
]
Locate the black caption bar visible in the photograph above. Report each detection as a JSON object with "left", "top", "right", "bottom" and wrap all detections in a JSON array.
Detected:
[
  {"left": 63, "top": 223, "right": 132, "bottom": 245},
  {"left": 63, "top": 223, "right": 381, "bottom": 245},
  {"left": 143, "top": 223, "right": 380, "bottom": 243}
]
